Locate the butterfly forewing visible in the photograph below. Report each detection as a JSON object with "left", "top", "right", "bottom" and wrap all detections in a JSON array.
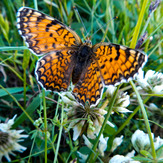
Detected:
[
  {"left": 17, "top": 7, "right": 82, "bottom": 55},
  {"left": 92, "top": 43, "right": 147, "bottom": 86}
]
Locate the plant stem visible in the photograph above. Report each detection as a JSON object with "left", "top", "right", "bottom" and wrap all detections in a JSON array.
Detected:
[
  {"left": 23, "top": 65, "right": 26, "bottom": 109},
  {"left": 42, "top": 90, "right": 47, "bottom": 163},
  {"left": 54, "top": 103, "right": 64, "bottom": 163},
  {"left": 34, "top": 0, "right": 38, "bottom": 10},
  {"left": 130, "top": 81, "right": 156, "bottom": 160}
]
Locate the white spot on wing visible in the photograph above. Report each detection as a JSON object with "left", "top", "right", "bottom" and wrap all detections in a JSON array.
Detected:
[
  {"left": 120, "top": 45, "right": 127, "bottom": 50},
  {"left": 45, "top": 15, "right": 54, "bottom": 21},
  {"left": 129, "top": 49, "right": 136, "bottom": 55},
  {"left": 34, "top": 11, "right": 42, "bottom": 16}
]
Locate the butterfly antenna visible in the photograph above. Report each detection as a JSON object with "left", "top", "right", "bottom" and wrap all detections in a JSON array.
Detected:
[
  {"left": 73, "top": 6, "right": 88, "bottom": 39},
  {"left": 89, "top": 16, "right": 118, "bottom": 39}
]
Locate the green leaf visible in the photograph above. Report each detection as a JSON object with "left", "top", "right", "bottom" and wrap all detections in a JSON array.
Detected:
[
  {"left": 156, "top": 145, "right": 163, "bottom": 159},
  {"left": 0, "top": 46, "right": 28, "bottom": 51},
  {"left": 12, "top": 94, "right": 40, "bottom": 128},
  {"left": 103, "top": 122, "right": 117, "bottom": 137},
  {"left": 0, "top": 87, "right": 24, "bottom": 97},
  {"left": 23, "top": 50, "right": 30, "bottom": 70},
  {"left": 140, "top": 150, "right": 153, "bottom": 159},
  {"left": 132, "top": 156, "right": 151, "bottom": 161},
  {"left": 0, "top": 14, "right": 9, "bottom": 43},
  {"left": 158, "top": 159, "right": 163, "bottom": 163}
]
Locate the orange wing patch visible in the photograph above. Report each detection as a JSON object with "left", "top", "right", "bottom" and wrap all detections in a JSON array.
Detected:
[
  {"left": 17, "top": 7, "right": 82, "bottom": 55},
  {"left": 36, "top": 50, "right": 76, "bottom": 91},
  {"left": 93, "top": 43, "right": 147, "bottom": 85},
  {"left": 73, "top": 61, "right": 103, "bottom": 107}
]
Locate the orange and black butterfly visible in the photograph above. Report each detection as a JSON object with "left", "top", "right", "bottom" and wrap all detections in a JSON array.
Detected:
[{"left": 17, "top": 7, "right": 147, "bottom": 107}]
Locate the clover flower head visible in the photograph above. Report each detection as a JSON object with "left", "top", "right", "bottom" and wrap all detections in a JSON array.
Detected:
[
  {"left": 109, "top": 154, "right": 140, "bottom": 163},
  {"left": 59, "top": 92, "right": 78, "bottom": 106},
  {"left": 131, "top": 129, "right": 154, "bottom": 153},
  {"left": 82, "top": 134, "right": 109, "bottom": 157},
  {"left": 136, "top": 70, "right": 163, "bottom": 94},
  {"left": 66, "top": 104, "right": 107, "bottom": 140},
  {"left": 106, "top": 86, "right": 131, "bottom": 114},
  {"left": 0, "top": 115, "right": 28, "bottom": 162}
]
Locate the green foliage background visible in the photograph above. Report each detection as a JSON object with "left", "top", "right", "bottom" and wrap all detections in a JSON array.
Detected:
[{"left": 0, "top": 0, "right": 162, "bottom": 162}]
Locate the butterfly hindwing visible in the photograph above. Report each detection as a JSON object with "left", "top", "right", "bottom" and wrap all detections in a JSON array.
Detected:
[
  {"left": 72, "top": 61, "right": 103, "bottom": 107},
  {"left": 92, "top": 43, "right": 147, "bottom": 86},
  {"left": 17, "top": 7, "right": 82, "bottom": 55}
]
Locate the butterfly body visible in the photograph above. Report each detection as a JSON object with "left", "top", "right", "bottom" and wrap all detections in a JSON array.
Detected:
[
  {"left": 17, "top": 7, "right": 147, "bottom": 107},
  {"left": 72, "top": 42, "right": 92, "bottom": 84}
]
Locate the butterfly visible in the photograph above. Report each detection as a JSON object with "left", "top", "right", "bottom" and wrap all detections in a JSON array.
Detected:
[{"left": 17, "top": 7, "right": 147, "bottom": 107}]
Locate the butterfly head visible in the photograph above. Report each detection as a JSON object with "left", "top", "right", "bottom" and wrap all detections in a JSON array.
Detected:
[{"left": 83, "top": 38, "right": 92, "bottom": 47}]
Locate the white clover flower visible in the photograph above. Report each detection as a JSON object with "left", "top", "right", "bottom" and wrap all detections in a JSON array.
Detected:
[
  {"left": 148, "top": 103, "right": 159, "bottom": 111},
  {"left": 83, "top": 135, "right": 93, "bottom": 149},
  {"left": 106, "top": 86, "right": 131, "bottom": 114},
  {"left": 77, "top": 151, "right": 88, "bottom": 163},
  {"left": 131, "top": 129, "right": 154, "bottom": 153},
  {"left": 136, "top": 70, "right": 163, "bottom": 94},
  {"left": 106, "top": 85, "right": 116, "bottom": 96},
  {"left": 109, "top": 154, "right": 140, "bottom": 163},
  {"left": 65, "top": 104, "right": 108, "bottom": 140},
  {"left": 82, "top": 134, "right": 109, "bottom": 157},
  {"left": 0, "top": 115, "right": 17, "bottom": 132},
  {"left": 98, "top": 135, "right": 109, "bottom": 156},
  {"left": 126, "top": 150, "right": 136, "bottom": 157},
  {"left": 154, "top": 136, "right": 163, "bottom": 150},
  {"left": 147, "top": 103, "right": 163, "bottom": 125},
  {"left": 59, "top": 92, "right": 79, "bottom": 106},
  {"left": 110, "top": 135, "right": 123, "bottom": 152},
  {"left": 0, "top": 115, "right": 28, "bottom": 162}
]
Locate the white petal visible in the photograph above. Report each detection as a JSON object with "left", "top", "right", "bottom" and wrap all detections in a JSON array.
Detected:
[
  {"left": 77, "top": 151, "right": 88, "bottom": 163},
  {"left": 145, "top": 70, "right": 155, "bottom": 80},
  {"left": 82, "top": 135, "right": 93, "bottom": 148},
  {"left": 153, "top": 85, "right": 163, "bottom": 93},
  {"left": 106, "top": 85, "right": 116, "bottom": 96},
  {"left": 109, "top": 155, "right": 138, "bottom": 163},
  {"left": 115, "top": 107, "right": 132, "bottom": 113},
  {"left": 107, "top": 121, "right": 115, "bottom": 128},
  {"left": 87, "top": 128, "right": 96, "bottom": 139},
  {"left": 98, "top": 135, "right": 109, "bottom": 156},
  {"left": 73, "top": 120, "right": 85, "bottom": 141},
  {"left": 154, "top": 136, "right": 163, "bottom": 150},
  {"left": 110, "top": 135, "right": 123, "bottom": 152},
  {"left": 126, "top": 150, "right": 136, "bottom": 157},
  {"left": 7, "top": 115, "right": 17, "bottom": 127},
  {"left": 148, "top": 103, "right": 159, "bottom": 111},
  {"left": 4, "top": 153, "right": 11, "bottom": 162}
]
